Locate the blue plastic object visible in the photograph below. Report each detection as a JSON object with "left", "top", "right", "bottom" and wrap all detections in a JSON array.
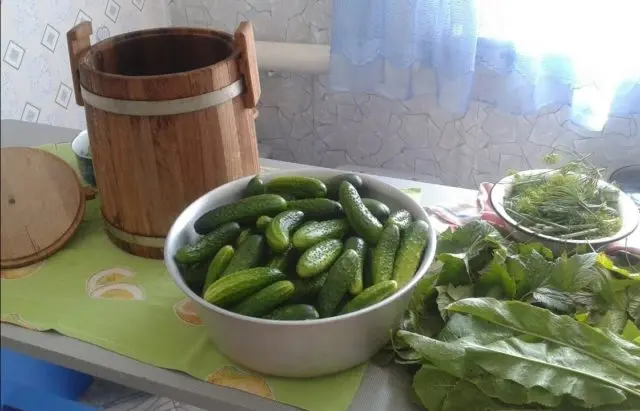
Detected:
[{"left": 1, "top": 348, "right": 96, "bottom": 411}]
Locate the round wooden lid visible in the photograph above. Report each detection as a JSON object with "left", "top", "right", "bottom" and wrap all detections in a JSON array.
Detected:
[{"left": 1, "top": 147, "right": 86, "bottom": 268}]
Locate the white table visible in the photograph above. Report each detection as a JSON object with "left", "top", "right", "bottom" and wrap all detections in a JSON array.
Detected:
[{"left": 1, "top": 120, "right": 476, "bottom": 411}]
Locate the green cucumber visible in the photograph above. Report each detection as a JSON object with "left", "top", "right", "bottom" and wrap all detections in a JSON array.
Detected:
[
  {"left": 372, "top": 224, "right": 401, "bottom": 284},
  {"left": 204, "top": 245, "right": 234, "bottom": 291},
  {"left": 291, "top": 219, "right": 349, "bottom": 250},
  {"left": 182, "top": 261, "right": 209, "bottom": 295},
  {"left": 222, "top": 234, "right": 266, "bottom": 277},
  {"left": 393, "top": 220, "right": 430, "bottom": 287},
  {"left": 266, "top": 176, "right": 327, "bottom": 199},
  {"left": 267, "top": 247, "right": 299, "bottom": 273},
  {"left": 326, "top": 174, "right": 364, "bottom": 199},
  {"left": 194, "top": 194, "right": 287, "bottom": 234},
  {"left": 385, "top": 209, "right": 413, "bottom": 229},
  {"left": 245, "top": 175, "right": 266, "bottom": 197},
  {"left": 203, "top": 267, "right": 285, "bottom": 307},
  {"left": 175, "top": 222, "right": 241, "bottom": 264},
  {"left": 296, "top": 239, "right": 343, "bottom": 278},
  {"left": 345, "top": 237, "right": 367, "bottom": 295},
  {"left": 265, "top": 304, "right": 320, "bottom": 321},
  {"left": 287, "top": 198, "right": 344, "bottom": 219},
  {"left": 256, "top": 215, "right": 273, "bottom": 231},
  {"left": 339, "top": 181, "right": 383, "bottom": 244},
  {"left": 236, "top": 228, "right": 252, "bottom": 247},
  {"left": 339, "top": 280, "right": 398, "bottom": 314},
  {"left": 364, "top": 248, "right": 375, "bottom": 288},
  {"left": 316, "top": 249, "right": 359, "bottom": 317},
  {"left": 266, "top": 210, "right": 305, "bottom": 252},
  {"left": 289, "top": 272, "right": 328, "bottom": 303},
  {"left": 362, "top": 198, "right": 390, "bottom": 222},
  {"left": 232, "top": 280, "right": 295, "bottom": 317}
]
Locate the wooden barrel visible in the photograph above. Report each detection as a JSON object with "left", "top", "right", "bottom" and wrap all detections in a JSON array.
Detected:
[{"left": 67, "top": 22, "right": 261, "bottom": 259}]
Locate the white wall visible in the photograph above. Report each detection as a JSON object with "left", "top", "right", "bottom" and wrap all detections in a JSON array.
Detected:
[
  {"left": 1, "top": 0, "right": 170, "bottom": 130},
  {"left": 170, "top": 0, "right": 640, "bottom": 189}
]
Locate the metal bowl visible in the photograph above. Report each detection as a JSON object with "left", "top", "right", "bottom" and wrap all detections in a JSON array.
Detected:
[
  {"left": 164, "top": 169, "right": 437, "bottom": 377},
  {"left": 490, "top": 169, "right": 640, "bottom": 252}
]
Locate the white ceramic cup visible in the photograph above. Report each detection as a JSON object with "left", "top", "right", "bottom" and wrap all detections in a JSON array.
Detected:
[{"left": 71, "top": 130, "right": 96, "bottom": 187}]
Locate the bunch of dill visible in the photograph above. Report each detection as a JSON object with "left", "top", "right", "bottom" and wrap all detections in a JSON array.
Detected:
[{"left": 503, "top": 153, "right": 621, "bottom": 239}]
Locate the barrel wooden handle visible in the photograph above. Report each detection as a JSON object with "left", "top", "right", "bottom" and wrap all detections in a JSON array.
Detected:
[
  {"left": 234, "top": 21, "right": 261, "bottom": 109},
  {"left": 67, "top": 22, "right": 93, "bottom": 106}
]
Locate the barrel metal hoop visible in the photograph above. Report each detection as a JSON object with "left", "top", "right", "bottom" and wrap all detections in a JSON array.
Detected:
[
  {"left": 80, "top": 80, "right": 244, "bottom": 116},
  {"left": 103, "top": 219, "right": 166, "bottom": 249}
]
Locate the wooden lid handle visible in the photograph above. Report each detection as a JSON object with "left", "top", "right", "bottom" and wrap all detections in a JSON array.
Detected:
[
  {"left": 234, "top": 21, "right": 261, "bottom": 109},
  {"left": 67, "top": 21, "right": 93, "bottom": 106}
]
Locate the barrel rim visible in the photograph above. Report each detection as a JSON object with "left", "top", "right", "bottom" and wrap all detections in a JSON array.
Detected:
[{"left": 78, "top": 26, "right": 240, "bottom": 81}]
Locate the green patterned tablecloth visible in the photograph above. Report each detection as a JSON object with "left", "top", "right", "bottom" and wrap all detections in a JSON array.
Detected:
[{"left": 1, "top": 144, "right": 420, "bottom": 411}]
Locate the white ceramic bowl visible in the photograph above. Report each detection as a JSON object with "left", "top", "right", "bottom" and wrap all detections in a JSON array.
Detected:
[
  {"left": 490, "top": 169, "right": 640, "bottom": 251},
  {"left": 164, "top": 169, "right": 437, "bottom": 377}
]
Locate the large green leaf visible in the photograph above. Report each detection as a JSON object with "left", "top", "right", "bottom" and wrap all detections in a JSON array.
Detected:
[
  {"left": 400, "top": 330, "right": 638, "bottom": 408},
  {"left": 436, "top": 253, "right": 472, "bottom": 286},
  {"left": 549, "top": 253, "right": 599, "bottom": 292},
  {"left": 437, "top": 221, "right": 504, "bottom": 256},
  {"left": 597, "top": 253, "right": 640, "bottom": 280},
  {"left": 438, "top": 313, "right": 513, "bottom": 343},
  {"left": 470, "top": 373, "right": 562, "bottom": 407},
  {"left": 435, "top": 284, "right": 473, "bottom": 320},
  {"left": 622, "top": 320, "right": 640, "bottom": 345},
  {"left": 412, "top": 365, "right": 513, "bottom": 411},
  {"left": 627, "top": 285, "right": 640, "bottom": 325},
  {"left": 448, "top": 298, "right": 640, "bottom": 379},
  {"left": 514, "top": 242, "right": 554, "bottom": 260},
  {"left": 529, "top": 288, "right": 600, "bottom": 314},
  {"left": 476, "top": 250, "right": 516, "bottom": 299},
  {"left": 511, "top": 249, "right": 553, "bottom": 298}
]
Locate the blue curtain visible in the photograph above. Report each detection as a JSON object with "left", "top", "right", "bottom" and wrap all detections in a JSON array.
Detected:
[{"left": 330, "top": 0, "right": 640, "bottom": 131}]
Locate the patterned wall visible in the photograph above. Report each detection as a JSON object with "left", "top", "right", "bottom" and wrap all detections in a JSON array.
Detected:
[
  {"left": 1, "top": 0, "right": 170, "bottom": 129},
  {"left": 171, "top": 0, "right": 640, "bottom": 189},
  {"left": 3, "top": 0, "right": 638, "bottom": 189}
]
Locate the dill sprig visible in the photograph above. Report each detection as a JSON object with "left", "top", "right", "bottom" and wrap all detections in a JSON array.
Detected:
[{"left": 503, "top": 152, "right": 621, "bottom": 240}]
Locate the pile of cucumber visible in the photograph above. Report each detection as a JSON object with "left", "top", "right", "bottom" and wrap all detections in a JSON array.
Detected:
[{"left": 174, "top": 174, "right": 429, "bottom": 321}]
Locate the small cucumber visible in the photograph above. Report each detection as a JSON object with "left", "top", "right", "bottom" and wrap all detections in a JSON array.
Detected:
[
  {"left": 267, "top": 176, "right": 327, "bottom": 199},
  {"left": 339, "top": 181, "right": 383, "bottom": 244},
  {"left": 362, "top": 198, "right": 390, "bottom": 222},
  {"left": 232, "top": 280, "right": 295, "bottom": 317},
  {"left": 266, "top": 210, "right": 305, "bottom": 252},
  {"left": 194, "top": 194, "right": 287, "bottom": 234},
  {"left": 289, "top": 272, "right": 328, "bottom": 303},
  {"left": 345, "top": 237, "right": 367, "bottom": 295},
  {"left": 265, "top": 304, "right": 320, "bottom": 321},
  {"left": 182, "top": 261, "right": 209, "bottom": 295},
  {"left": 222, "top": 234, "right": 266, "bottom": 277},
  {"left": 256, "top": 215, "right": 273, "bottom": 231},
  {"left": 326, "top": 173, "right": 364, "bottom": 199},
  {"left": 296, "top": 239, "right": 343, "bottom": 278},
  {"left": 204, "top": 245, "right": 234, "bottom": 291},
  {"left": 292, "top": 219, "right": 349, "bottom": 250},
  {"left": 236, "top": 228, "right": 252, "bottom": 247},
  {"left": 287, "top": 198, "right": 344, "bottom": 220},
  {"left": 385, "top": 209, "right": 413, "bottom": 229},
  {"left": 204, "top": 267, "right": 285, "bottom": 307},
  {"left": 316, "top": 249, "right": 359, "bottom": 317},
  {"left": 175, "top": 222, "right": 241, "bottom": 264},
  {"left": 339, "top": 280, "right": 398, "bottom": 315},
  {"left": 393, "top": 220, "right": 430, "bottom": 287},
  {"left": 372, "top": 224, "right": 401, "bottom": 284},
  {"left": 245, "top": 175, "right": 266, "bottom": 197},
  {"left": 267, "top": 247, "right": 299, "bottom": 274},
  {"left": 364, "top": 248, "right": 375, "bottom": 288}
]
